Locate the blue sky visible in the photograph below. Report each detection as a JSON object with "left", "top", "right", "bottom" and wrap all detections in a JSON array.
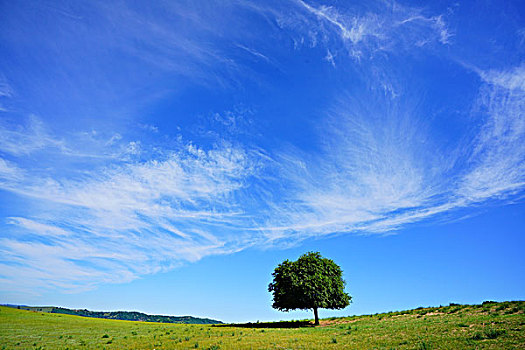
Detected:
[{"left": 0, "top": 0, "right": 523, "bottom": 322}]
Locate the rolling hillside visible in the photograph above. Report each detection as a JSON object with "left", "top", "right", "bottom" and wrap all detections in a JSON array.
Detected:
[{"left": 0, "top": 301, "right": 524, "bottom": 349}]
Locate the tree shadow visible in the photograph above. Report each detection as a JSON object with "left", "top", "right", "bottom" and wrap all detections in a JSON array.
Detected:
[{"left": 214, "top": 320, "right": 314, "bottom": 329}]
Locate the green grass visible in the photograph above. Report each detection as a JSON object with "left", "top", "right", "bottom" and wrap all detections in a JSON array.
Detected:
[{"left": 1, "top": 301, "right": 524, "bottom": 349}]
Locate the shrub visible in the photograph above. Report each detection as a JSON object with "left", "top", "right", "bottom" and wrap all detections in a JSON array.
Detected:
[
  {"left": 471, "top": 332, "right": 484, "bottom": 340},
  {"left": 484, "top": 328, "right": 506, "bottom": 339},
  {"left": 505, "top": 307, "right": 519, "bottom": 314},
  {"left": 471, "top": 328, "right": 506, "bottom": 340},
  {"left": 102, "top": 334, "right": 109, "bottom": 338}
]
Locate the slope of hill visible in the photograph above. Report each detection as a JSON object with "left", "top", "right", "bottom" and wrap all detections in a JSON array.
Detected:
[
  {"left": 2, "top": 304, "right": 222, "bottom": 324},
  {"left": 0, "top": 301, "right": 523, "bottom": 349}
]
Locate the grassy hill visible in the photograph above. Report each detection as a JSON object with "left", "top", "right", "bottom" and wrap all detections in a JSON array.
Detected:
[
  {"left": 2, "top": 305, "right": 222, "bottom": 325},
  {"left": 0, "top": 301, "right": 524, "bottom": 349}
]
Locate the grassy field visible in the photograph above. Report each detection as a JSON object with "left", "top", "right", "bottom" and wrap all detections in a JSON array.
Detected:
[{"left": 1, "top": 301, "right": 524, "bottom": 349}]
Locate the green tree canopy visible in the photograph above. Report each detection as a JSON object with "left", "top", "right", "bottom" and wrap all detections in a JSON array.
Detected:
[{"left": 268, "top": 251, "right": 351, "bottom": 325}]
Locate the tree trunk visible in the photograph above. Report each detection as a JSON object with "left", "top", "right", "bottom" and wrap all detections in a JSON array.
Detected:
[{"left": 313, "top": 307, "right": 319, "bottom": 325}]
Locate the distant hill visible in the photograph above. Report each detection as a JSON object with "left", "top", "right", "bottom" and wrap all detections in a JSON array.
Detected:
[{"left": 2, "top": 304, "right": 222, "bottom": 324}]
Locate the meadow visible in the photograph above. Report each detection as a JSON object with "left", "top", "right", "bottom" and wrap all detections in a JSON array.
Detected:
[{"left": 1, "top": 301, "right": 524, "bottom": 349}]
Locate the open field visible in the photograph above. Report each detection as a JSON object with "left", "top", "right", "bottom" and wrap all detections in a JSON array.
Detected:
[{"left": 1, "top": 301, "right": 524, "bottom": 349}]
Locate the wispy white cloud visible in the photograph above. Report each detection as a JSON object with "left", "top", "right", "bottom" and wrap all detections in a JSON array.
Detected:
[
  {"left": 0, "top": 116, "right": 65, "bottom": 156},
  {"left": 0, "top": 1, "right": 522, "bottom": 295},
  {"left": 258, "top": 95, "right": 442, "bottom": 240},
  {"left": 7, "top": 217, "right": 71, "bottom": 237},
  {"left": 297, "top": 1, "right": 381, "bottom": 45},
  {"left": 258, "top": 63, "right": 525, "bottom": 241},
  {"left": 139, "top": 124, "right": 159, "bottom": 133},
  {"left": 236, "top": 44, "right": 271, "bottom": 63},
  {"left": 0, "top": 116, "right": 136, "bottom": 162},
  {"left": 478, "top": 64, "right": 525, "bottom": 91},
  {"left": 0, "top": 158, "right": 23, "bottom": 182},
  {"left": 2, "top": 60, "right": 523, "bottom": 291},
  {"left": 396, "top": 14, "right": 451, "bottom": 45},
  {"left": 0, "top": 130, "right": 260, "bottom": 292},
  {"left": 325, "top": 49, "right": 336, "bottom": 67},
  {"left": 0, "top": 0, "right": 269, "bottom": 123},
  {"left": 459, "top": 66, "right": 525, "bottom": 201},
  {"left": 0, "top": 80, "right": 13, "bottom": 98},
  {"left": 0, "top": 75, "right": 13, "bottom": 112},
  {"left": 289, "top": 0, "right": 451, "bottom": 59},
  {"left": 96, "top": 1, "right": 238, "bottom": 85}
]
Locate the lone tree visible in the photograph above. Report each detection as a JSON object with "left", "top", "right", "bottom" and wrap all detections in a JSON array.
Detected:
[{"left": 268, "top": 251, "right": 351, "bottom": 325}]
